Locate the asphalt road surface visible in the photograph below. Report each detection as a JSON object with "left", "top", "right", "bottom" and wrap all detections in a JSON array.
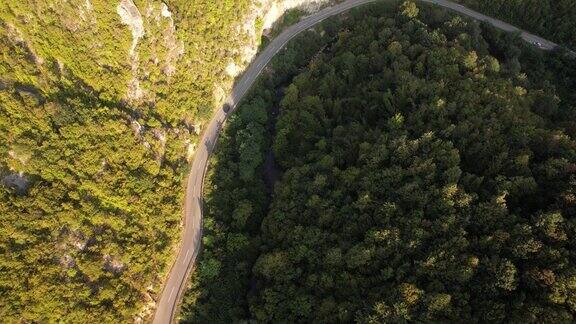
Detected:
[{"left": 152, "top": 1, "right": 566, "bottom": 323}]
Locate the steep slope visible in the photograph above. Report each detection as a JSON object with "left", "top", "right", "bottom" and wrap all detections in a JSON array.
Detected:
[{"left": 0, "top": 0, "right": 332, "bottom": 321}]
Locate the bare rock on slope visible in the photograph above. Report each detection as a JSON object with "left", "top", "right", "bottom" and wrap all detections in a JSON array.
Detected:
[
  {"left": 225, "top": 0, "right": 329, "bottom": 78},
  {"left": 117, "top": 0, "right": 144, "bottom": 55}
]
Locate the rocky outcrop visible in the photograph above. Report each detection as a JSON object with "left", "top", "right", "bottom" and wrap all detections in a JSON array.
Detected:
[
  {"left": 260, "top": 0, "right": 329, "bottom": 31},
  {"left": 117, "top": 0, "right": 144, "bottom": 55},
  {"left": 79, "top": 0, "right": 95, "bottom": 24},
  {"left": 117, "top": 1, "right": 184, "bottom": 103},
  {"left": 103, "top": 254, "right": 126, "bottom": 274},
  {"left": 224, "top": 0, "right": 329, "bottom": 78},
  {"left": 5, "top": 24, "right": 43, "bottom": 66},
  {"left": 117, "top": 0, "right": 145, "bottom": 102},
  {"left": 145, "top": 2, "right": 184, "bottom": 78}
]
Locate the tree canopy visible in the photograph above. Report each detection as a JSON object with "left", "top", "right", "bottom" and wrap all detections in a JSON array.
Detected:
[
  {"left": 182, "top": 1, "right": 576, "bottom": 322},
  {"left": 457, "top": 0, "right": 576, "bottom": 50}
]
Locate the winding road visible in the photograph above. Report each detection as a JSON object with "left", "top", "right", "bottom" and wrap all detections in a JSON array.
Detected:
[{"left": 152, "top": 0, "right": 567, "bottom": 322}]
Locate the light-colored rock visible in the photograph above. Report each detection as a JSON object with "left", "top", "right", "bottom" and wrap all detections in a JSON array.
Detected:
[
  {"left": 213, "top": 85, "right": 227, "bottom": 104},
  {"left": 151, "top": 2, "right": 185, "bottom": 77},
  {"left": 103, "top": 254, "right": 126, "bottom": 274},
  {"left": 70, "top": 232, "right": 88, "bottom": 251},
  {"left": 131, "top": 120, "right": 143, "bottom": 137},
  {"left": 160, "top": 2, "right": 172, "bottom": 18},
  {"left": 186, "top": 141, "right": 197, "bottom": 161},
  {"left": 153, "top": 128, "right": 167, "bottom": 144},
  {"left": 260, "top": 0, "right": 328, "bottom": 31},
  {"left": 117, "top": 0, "right": 144, "bottom": 55},
  {"left": 6, "top": 24, "right": 43, "bottom": 66},
  {"left": 215, "top": 0, "right": 330, "bottom": 103},
  {"left": 128, "top": 73, "right": 145, "bottom": 100},
  {"left": 79, "top": 0, "right": 95, "bottom": 23},
  {"left": 122, "top": 1, "right": 184, "bottom": 104},
  {"left": 192, "top": 123, "right": 201, "bottom": 135},
  {"left": 8, "top": 150, "right": 29, "bottom": 166},
  {"left": 225, "top": 61, "right": 242, "bottom": 77},
  {"left": 59, "top": 254, "right": 76, "bottom": 268},
  {"left": 118, "top": 0, "right": 147, "bottom": 102}
]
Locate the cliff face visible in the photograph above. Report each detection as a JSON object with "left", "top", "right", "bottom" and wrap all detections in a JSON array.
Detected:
[
  {"left": 223, "top": 0, "right": 330, "bottom": 79},
  {"left": 260, "top": 0, "right": 329, "bottom": 31}
]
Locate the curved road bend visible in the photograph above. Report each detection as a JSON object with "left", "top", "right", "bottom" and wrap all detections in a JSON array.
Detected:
[{"left": 153, "top": 0, "right": 565, "bottom": 323}]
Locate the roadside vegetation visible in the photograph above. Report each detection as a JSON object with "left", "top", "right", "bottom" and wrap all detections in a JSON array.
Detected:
[
  {"left": 182, "top": 1, "right": 576, "bottom": 322},
  {"left": 456, "top": 0, "right": 576, "bottom": 50},
  {"left": 179, "top": 20, "right": 339, "bottom": 321}
]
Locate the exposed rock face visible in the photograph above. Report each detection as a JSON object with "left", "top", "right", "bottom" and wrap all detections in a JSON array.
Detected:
[
  {"left": 186, "top": 141, "right": 196, "bottom": 162},
  {"left": 150, "top": 2, "right": 184, "bottom": 77},
  {"left": 225, "top": 0, "right": 329, "bottom": 78},
  {"left": 260, "top": 0, "right": 329, "bottom": 31},
  {"left": 117, "top": 1, "right": 184, "bottom": 103},
  {"left": 79, "top": 0, "right": 95, "bottom": 23},
  {"left": 5, "top": 24, "right": 43, "bottom": 66},
  {"left": 8, "top": 149, "right": 31, "bottom": 173},
  {"left": 117, "top": 0, "right": 145, "bottom": 102},
  {"left": 225, "top": 62, "right": 242, "bottom": 77},
  {"left": 59, "top": 254, "right": 76, "bottom": 269},
  {"left": 117, "top": 0, "right": 144, "bottom": 55},
  {"left": 160, "top": 2, "right": 172, "bottom": 18},
  {"left": 68, "top": 230, "right": 90, "bottom": 251}
]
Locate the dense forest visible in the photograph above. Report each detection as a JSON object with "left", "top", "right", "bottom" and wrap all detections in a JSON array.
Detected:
[
  {"left": 0, "top": 0, "right": 257, "bottom": 321},
  {"left": 182, "top": 1, "right": 576, "bottom": 322},
  {"left": 456, "top": 0, "right": 576, "bottom": 50},
  {"left": 1, "top": 0, "right": 575, "bottom": 321},
  {"left": 179, "top": 22, "right": 337, "bottom": 321}
]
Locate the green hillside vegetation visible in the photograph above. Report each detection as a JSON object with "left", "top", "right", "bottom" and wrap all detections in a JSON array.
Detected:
[
  {"left": 179, "top": 24, "right": 336, "bottom": 322},
  {"left": 456, "top": 0, "right": 576, "bottom": 50},
  {"left": 182, "top": 1, "right": 576, "bottom": 322},
  {"left": 0, "top": 0, "right": 254, "bottom": 321}
]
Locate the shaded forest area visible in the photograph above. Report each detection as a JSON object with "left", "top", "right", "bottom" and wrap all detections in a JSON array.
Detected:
[
  {"left": 457, "top": 0, "right": 576, "bottom": 50},
  {"left": 182, "top": 1, "right": 576, "bottom": 322},
  {"left": 179, "top": 20, "right": 339, "bottom": 321}
]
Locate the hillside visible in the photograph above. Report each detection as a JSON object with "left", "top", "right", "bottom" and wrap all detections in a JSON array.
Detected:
[
  {"left": 1, "top": 0, "right": 575, "bottom": 322},
  {"left": 0, "top": 0, "right": 332, "bottom": 321},
  {"left": 183, "top": 1, "right": 576, "bottom": 322}
]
